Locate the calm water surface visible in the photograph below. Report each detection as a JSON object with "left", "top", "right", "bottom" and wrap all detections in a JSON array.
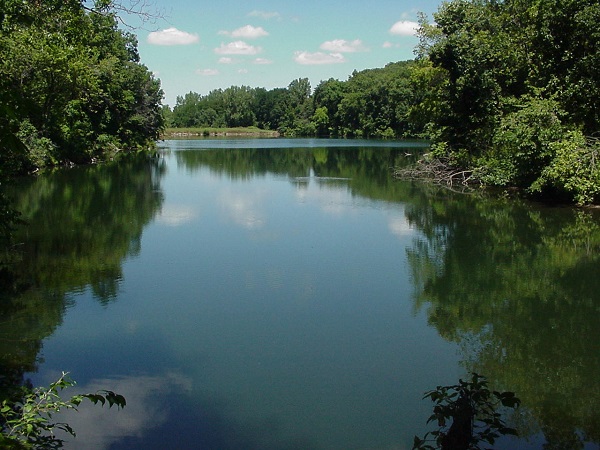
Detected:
[{"left": 2, "top": 139, "right": 600, "bottom": 449}]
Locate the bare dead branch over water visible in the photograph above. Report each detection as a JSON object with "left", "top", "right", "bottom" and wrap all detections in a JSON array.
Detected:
[{"left": 393, "top": 154, "right": 483, "bottom": 189}]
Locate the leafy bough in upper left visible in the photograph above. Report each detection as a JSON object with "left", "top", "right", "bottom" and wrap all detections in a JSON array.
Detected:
[{"left": 0, "top": 372, "right": 125, "bottom": 449}]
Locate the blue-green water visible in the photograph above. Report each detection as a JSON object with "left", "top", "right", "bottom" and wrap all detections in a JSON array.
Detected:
[{"left": 2, "top": 139, "right": 600, "bottom": 449}]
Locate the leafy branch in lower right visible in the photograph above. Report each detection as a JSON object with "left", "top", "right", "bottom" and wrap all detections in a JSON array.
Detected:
[{"left": 413, "top": 373, "right": 520, "bottom": 450}]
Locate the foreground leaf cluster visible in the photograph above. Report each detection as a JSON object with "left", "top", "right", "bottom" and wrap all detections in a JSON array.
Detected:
[
  {"left": 413, "top": 373, "right": 520, "bottom": 450},
  {"left": 0, "top": 372, "right": 124, "bottom": 449}
]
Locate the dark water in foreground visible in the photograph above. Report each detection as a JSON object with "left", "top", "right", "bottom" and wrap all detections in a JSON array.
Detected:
[{"left": 2, "top": 139, "right": 599, "bottom": 449}]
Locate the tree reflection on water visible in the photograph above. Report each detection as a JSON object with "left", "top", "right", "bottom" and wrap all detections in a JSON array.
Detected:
[{"left": 405, "top": 184, "right": 600, "bottom": 448}]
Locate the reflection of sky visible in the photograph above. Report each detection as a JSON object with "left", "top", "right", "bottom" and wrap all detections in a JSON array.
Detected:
[
  {"left": 155, "top": 204, "right": 198, "bottom": 226},
  {"left": 48, "top": 373, "right": 192, "bottom": 450},
  {"left": 31, "top": 147, "right": 464, "bottom": 450},
  {"left": 294, "top": 181, "right": 354, "bottom": 216},
  {"left": 388, "top": 213, "right": 413, "bottom": 237},
  {"left": 218, "top": 186, "right": 268, "bottom": 229}
]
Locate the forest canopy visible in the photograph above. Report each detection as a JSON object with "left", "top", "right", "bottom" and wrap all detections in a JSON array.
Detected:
[
  {"left": 0, "top": 0, "right": 164, "bottom": 173},
  {"left": 165, "top": 61, "right": 422, "bottom": 140},
  {"left": 413, "top": 0, "right": 600, "bottom": 204}
]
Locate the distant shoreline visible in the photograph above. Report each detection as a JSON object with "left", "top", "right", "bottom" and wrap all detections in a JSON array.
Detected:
[{"left": 161, "top": 127, "right": 279, "bottom": 138}]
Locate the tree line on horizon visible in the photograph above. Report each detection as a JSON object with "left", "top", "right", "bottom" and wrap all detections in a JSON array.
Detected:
[{"left": 164, "top": 60, "right": 423, "bottom": 140}]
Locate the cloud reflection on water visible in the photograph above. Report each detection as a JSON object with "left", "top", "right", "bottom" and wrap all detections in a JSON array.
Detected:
[
  {"left": 55, "top": 373, "right": 192, "bottom": 450},
  {"left": 155, "top": 204, "right": 198, "bottom": 227},
  {"left": 218, "top": 187, "right": 268, "bottom": 230}
]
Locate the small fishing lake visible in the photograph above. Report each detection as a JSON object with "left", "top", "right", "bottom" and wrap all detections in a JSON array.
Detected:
[{"left": 2, "top": 138, "right": 599, "bottom": 449}]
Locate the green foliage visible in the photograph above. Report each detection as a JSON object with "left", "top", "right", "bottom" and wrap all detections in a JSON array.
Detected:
[
  {"left": 413, "top": 373, "right": 520, "bottom": 450},
  {"left": 16, "top": 120, "right": 58, "bottom": 168},
  {"left": 312, "top": 106, "right": 329, "bottom": 136},
  {"left": 415, "top": 0, "right": 600, "bottom": 203},
  {"left": 480, "top": 97, "right": 566, "bottom": 188},
  {"left": 0, "top": 0, "right": 164, "bottom": 172},
  {"left": 322, "top": 61, "right": 420, "bottom": 138},
  {"left": 169, "top": 60, "right": 425, "bottom": 139},
  {"left": 533, "top": 132, "right": 600, "bottom": 205},
  {"left": 0, "top": 372, "right": 125, "bottom": 449}
]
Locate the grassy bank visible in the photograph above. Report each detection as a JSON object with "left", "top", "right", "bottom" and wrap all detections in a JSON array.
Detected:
[{"left": 161, "top": 127, "right": 279, "bottom": 138}]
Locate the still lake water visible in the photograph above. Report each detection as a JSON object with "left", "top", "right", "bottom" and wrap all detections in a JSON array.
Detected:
[{"left": 3, "top": 139, "right": 600, "bottom": 449}]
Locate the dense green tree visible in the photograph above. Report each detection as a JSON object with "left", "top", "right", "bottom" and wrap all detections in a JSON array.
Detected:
[
  {"left": 524, "top": 0, "right": 600, "bottom": 133},
  {"left": 253, "top": 87, "right": 290, "bottom": 130},
  {"left": 312, "top": 107, "right": 329, "bottom": 136},
  {"left": 311, "top": 62, "right": 421, "bottom": 139},
  {"left": 221, "top": 86, "right": 256, "bottom": 127},
  {"left": 282, "top": 78, "right": 314, "bottom": 135},
  {"left": 312, "top": 78, "right": 347, "bottom": 135},
  {"left": 0, "top": 0, "right": 164, "bottom": 170},
  {"left": 415, "top": 0, "right": 600, "bottom": 204},
  {"left": 168, "top": 61, "right": 424, "bottom": 139},
  {"left": 172, "top": 92, "right": 206, "bottom": 127}
]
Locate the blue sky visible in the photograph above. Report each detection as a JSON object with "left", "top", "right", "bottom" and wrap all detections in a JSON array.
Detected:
[{"left": 130, "top": 0, "right": 442, "bottom": 106}]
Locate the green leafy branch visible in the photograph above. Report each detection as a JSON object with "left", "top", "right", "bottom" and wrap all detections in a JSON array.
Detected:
[
  {"left": 413, "top": 373, "right": 520, "bottom": 450},
  {"left": 0, "top": 372, "right": 125, "bottom": 449}
]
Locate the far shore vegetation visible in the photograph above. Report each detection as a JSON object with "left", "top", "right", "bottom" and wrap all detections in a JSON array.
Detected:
[{"left": 161, "top": 126, "right": 279, "bottom": 139}]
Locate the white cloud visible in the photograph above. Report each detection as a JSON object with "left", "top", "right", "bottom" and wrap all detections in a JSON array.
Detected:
[
  {"left": 389, "top": 20, "right": 419, "bottom": 36},
  {"left": 294, "top": 51, "right": 346, "bottom": 65},
  {"left": 147, "top": 27, "right": 199, "bottom": 46},
  {"left": 226, "top": 25, "right": 269, "bottom": 39},
  {"left": 382, "top": 41, "right": 393, "bottom": 48},
  {"left": 238, "top": 69, "right": 249, "bottom": 74},
  {"left": 320, "top": 39, "right": 367, "bottom": 53},
  {"left": 215, "top": 41, "right": 262, "bottom": 55},
  {"left": 156, "top": 204, "right": 198, "bottom": 226},
  {"left": 218, "top": 188, "right": 268, "bottom": 230},
  {"left": 218, "top": 57, "right": 235, "bottom": 64},
  {"left": 388, "top": 216, "right": 413, "bottom": 237},
  {"left": 248, "top": 10, "right": 281, "bottom": 20},
  {"left": 253, "top": 57, "right": 273, "bottom": 65},
  {"left": 196, "top": 68, "right": 219, "bottom": 76}
]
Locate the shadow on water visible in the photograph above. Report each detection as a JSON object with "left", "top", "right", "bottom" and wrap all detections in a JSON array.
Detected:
[
  {"left": 0, "top": 154, "right": 165, "bottom": 411},
  {"left": 404, "top": 182, "right": 600, "bottom": 448}
]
